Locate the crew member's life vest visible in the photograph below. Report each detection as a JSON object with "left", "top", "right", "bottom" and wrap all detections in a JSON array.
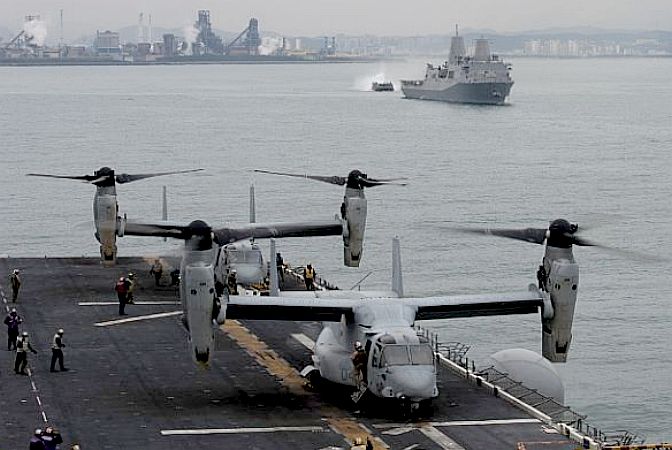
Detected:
[
  {"left": 305, "top": 268, "right": 315, "bottom": 279},
  {"left": 52, "top": 334, "right": 63, "bottom": 350},
  {"left": 115, "top": 279, "right": 128, "bottom": 294}
]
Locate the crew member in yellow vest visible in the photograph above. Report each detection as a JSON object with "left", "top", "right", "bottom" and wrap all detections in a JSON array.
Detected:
[
  {"left": 50, "top": 328, "right": 68, "bottom": 372},
  {"left": 9, "top": 269, "right": 21, "bottom": 302},
  {"left": 304, "top": 263, "right": 316, "bottom": 291}
]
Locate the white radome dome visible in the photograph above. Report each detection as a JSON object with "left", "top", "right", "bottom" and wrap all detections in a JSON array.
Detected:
[{"left": 489, "top": 348, "right": 565, "bottom": 404}]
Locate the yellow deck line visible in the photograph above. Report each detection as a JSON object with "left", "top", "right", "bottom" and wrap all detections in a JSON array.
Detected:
[{"left": 221, "top": 320, "right": 387, "bottom": 449}]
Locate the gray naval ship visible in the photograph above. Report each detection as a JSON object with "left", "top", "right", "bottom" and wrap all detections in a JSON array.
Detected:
[{"left": 401, "top": 27, "right": 514, "bottom": 105}]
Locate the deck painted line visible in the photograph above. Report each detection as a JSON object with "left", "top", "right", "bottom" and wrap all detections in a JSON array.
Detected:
[
  {"left": 80, "top": 301, "right": 181, "bottom": 306},
  {"left": 36, "top": 396, "right": 42, "bottom": 406},
  {"left": 222, "top": 321, "right": 388, "bottom": 450},
  {"left": 419, "top": 426, "right": 465, "bottom": 450},
  {"left": 41, "top": 411, "right": 48, "bottom": 423},
  {"left": 161, "top": 426, "right": 325, "bottom": 436},
  {"left": 95, "top": 311, "right": 181, "bottom": 327},
  {"left": 375, "top": 418, "right": 540, "bottom": 429},
  {"left": 291, "top": 333, "right": 315, "bottom": 351}
]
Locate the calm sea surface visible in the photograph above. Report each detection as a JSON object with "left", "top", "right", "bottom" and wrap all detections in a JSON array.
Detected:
[{"left": 1, "top": 58, "right": 671, "bottom": 441}]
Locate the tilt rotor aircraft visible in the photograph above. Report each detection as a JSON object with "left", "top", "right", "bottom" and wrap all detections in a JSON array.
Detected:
[
  {"left": 30, "top": 167, "right": 407, "bottom": 367},
  {"left": 97, "top": 167, "right": 613, "bottom": 413},
  {"left": 110, "top": 169, "right": 407, "bottom": 366},
  {"left": 111, "top": 216, "right": 603, "bottom": 412}
]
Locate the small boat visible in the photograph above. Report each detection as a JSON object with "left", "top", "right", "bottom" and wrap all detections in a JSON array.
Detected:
[{"left": 371, "top": 81, "right": 394, "bottom": 92}]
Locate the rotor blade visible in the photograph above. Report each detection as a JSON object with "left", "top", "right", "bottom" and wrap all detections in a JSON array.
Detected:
[
  {"left": 358, "top": 176, "right": 408, "bottom": 187},
  {"left": 253, "top": 169, "right": 347, "bottom": 186},
  {"left": 213, "top": 220, "right": 343, "bottom": 245},
  {"left": 569, "top": 235, "right": 667, "bottom": 262},
  {"left": 115, "top": 168, "right": 204, "bottom": 184},
  {"left": 123, "top": 221, "right": 198, "bottom": 239},
  {"left": 451, "top": 226, "right": 548, "bottom": 245},
  {"left": 26, "top": 173, "right": 98, "bottom": 182}
]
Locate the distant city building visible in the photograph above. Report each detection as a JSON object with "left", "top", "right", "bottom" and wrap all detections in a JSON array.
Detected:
[
  {"left": 194, "top": 10, "right": 224, "bottom": 55},
  {"left": 94, "top": 30, "right": 121, "bottom": 54},
  {"left": 163, "top": 33, "right": 177, "bottom": 57}
]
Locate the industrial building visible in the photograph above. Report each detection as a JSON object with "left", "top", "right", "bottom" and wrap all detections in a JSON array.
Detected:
[{"left": 94, "top": 30, "right": 121, "bottom": 54}]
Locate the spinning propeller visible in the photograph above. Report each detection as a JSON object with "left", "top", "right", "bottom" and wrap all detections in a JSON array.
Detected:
[
  {"left": 253, "top": 169, "right": 407, "bottom": 189},
  {"left": 450, "top": 218, "right": 663, "bottom": 261},
  {"left": 456, "top": 219, "right": 598, "bottom": 249},
  {"left": 27, "top": 167, "right": 203, "bottom": 186}
]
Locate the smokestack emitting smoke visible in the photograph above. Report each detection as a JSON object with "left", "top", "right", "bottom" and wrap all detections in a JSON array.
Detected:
[
  {"left": 23, "top": 18, "right": 48, "bottom": 46},
  {"left": 182, "top": 25, "right": 199, "bottom": 54}
]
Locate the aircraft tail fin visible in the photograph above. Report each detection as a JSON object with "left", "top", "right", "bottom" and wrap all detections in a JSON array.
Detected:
[
  {"left": 162, "top": 186, "right": 168, "bottom": 242},
  {"left": 269, "top": 238, "right": 279, "bottom": 296},
  {"left": 250, "top": 184, "right": 256, "bottom": 224},
  {"left": 391, "top": 236, "right": 403, "bottom": 297}
]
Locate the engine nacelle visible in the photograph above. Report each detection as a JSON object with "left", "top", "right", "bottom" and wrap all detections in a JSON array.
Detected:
[
  {"left": 93, "top": 194, "right": 118, "bottom": 266},
  {"left": 342, "top": 195, "right": 367, "bottom": 267},
  {"left": 183, "top": 263, "right": 217, "bottom": 367},
  {"left": 541, "top": 259, "right": 579, "bottom": 363}
]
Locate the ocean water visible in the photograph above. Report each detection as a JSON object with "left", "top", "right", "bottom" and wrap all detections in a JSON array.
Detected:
[{"left": 1, "top": 57, "right": 671, "bottom": 442}]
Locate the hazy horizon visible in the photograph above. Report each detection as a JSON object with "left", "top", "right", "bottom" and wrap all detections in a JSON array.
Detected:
[{"left": 1, "top": 0, "right": 671, "bottom": 42}]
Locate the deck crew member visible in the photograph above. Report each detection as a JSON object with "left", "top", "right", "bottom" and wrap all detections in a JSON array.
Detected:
[
  {"left": 115, "top": 276, "right": 129, "bottom": 315},
  {"left": 276, "top": 252, "right": 285, "bottom": 282},
  {"left": 351, "top": 341, "right": 367, "bottom": 386},
  {"left": 350, "top": 437, "right": 367, "bottom": 450},
  {"left": 15, "top": 331, "right": 37, "bottom": 375},
  {"left": 304, "top": 263, "right": 316, "bottom": 291},
  {"left": 227, "top": 270, "right": 238, "bottom": 295},
  {"left": 29, "top": 428, "right": 46, "bottom": 450},
  {"left": 50, "top": 328, "right": 68, "bottom": 372},
  {"left": 9, "top": 268, "right": 21, "bottom": 302},
  {"left": 41, "top": 426, "right": 63, "bottom": 450},
  {"left": 4, "top": 308, "right": 23, "bottom": 350},
  {"left": 127, "top": 273, "right": 136, "bottom": 304},
  {"left": 150, "top": 259, "right": 163, "bottom": 286}
]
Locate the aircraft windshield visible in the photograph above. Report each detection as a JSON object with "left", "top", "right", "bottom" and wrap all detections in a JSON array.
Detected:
[
  {"left": 380, "top": 344, "right": 434, "bottom": 366},
  {"left": 228, "top": 250, "right": 262, "bottom": 265},
  {"left": 410, "top": 344, "right": 434, "bottom": 365},
  {"left": 381, "top": 345, "right": 410, "bottom": 366}
]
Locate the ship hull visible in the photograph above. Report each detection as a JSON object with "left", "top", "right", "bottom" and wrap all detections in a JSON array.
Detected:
[{"left": 401, "top": 81, "right": 513, "bottom": 105}]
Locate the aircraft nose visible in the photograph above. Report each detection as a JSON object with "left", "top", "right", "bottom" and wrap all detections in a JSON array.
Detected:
[{"left": 393, "top": 367, "right": 436, "bottom": 399}]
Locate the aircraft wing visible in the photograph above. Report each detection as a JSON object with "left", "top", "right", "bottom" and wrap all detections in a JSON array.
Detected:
[
  {"left": 227, "top": 296, "right": 358, "bottom": 322},
  {"left": 213, "top": 219, "right": 343, "bottom": 244},
  {"left": 399, "top": 288, "right": 544, "bottom": 320}
]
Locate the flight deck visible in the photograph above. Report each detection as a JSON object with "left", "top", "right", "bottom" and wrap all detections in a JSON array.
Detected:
[{"left": 0, "top": 257, "right": 581, "bottom": 449}]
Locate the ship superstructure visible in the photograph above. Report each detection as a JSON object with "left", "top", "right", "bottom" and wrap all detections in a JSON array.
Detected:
[{"left": 401, "top": 27, "right": 514, "bottom": 105}]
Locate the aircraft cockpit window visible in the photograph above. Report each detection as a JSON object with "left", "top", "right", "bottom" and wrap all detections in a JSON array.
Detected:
[
  {"left": 227, "top": 251, "right": 242, "bottom": 263},
  {"left": 381, "top": 345, "right": 410, "bottom": 366},
  {"left": 410, "top": 345, "right": 434, "bottom": 365}
]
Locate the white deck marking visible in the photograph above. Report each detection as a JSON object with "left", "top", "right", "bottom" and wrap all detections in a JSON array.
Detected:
[
  {"left": 41, "top": 411, "right": 48, "bottom": 423},
  {"left": 375, "top": 418, "right": 540, "bottom": 429},
  {"left": 401, "top": 445, "right": 420, "bottom": 450},
  {"left": 161, "top": 426, "right": 325, "bottom": 436},
  {"left": 419, "top": 426, "right": 465, "bottom": 450},
  {"left": 291, "top": 333, "right": 315, "bottom": 351},
  {"left": 79, "top": 301, "right": 181, "bottom": 306},
  {"left": 94, "top": 311, "right": 181, "bottom": 327}
]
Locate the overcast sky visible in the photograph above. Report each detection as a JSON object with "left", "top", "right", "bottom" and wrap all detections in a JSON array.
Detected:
[{"left": 2, "top": 0, "right": 671, "bottom": 39}]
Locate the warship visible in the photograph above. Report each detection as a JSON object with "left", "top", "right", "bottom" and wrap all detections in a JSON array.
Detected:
[{"left": 401, "top": 27, "right": 514, "bottom": 105}]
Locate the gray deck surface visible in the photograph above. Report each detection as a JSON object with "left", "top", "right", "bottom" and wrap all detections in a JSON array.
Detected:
[{"left": 0, "top": 257, "right": 579, "bottom": 450}]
